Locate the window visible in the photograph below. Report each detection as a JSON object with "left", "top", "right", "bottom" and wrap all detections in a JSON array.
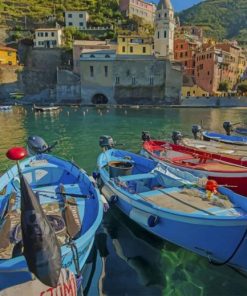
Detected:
[
  {"left": 164, "top": 30, "right": 167, "bottom": 38},
  {"left": 90, "top": 66, "right": 94, "bottom": 77},
  {"left": 132, "top": 77, "right": 136, "bottom": 85},
  {"left": 79, "top": 14, "right": 83, "bottom": 18},
  {"left": 104, "top": 66, "right": 108, "bottom": 77},
  {"left": 143, "top": 47, "right": 146, "bottom": 53},
  {"left": 69, "top": 22, "right": 73, "bottom": 26},
  {"left": 130, "top": 46, "right": 133, "bottom": 53},
  {"left": 7, "top": 51, "right": 12, "bottom": 56},
  {"left": 79, "top": 22, "right": 84, "bottom": 27},
  {"left": 53, "top": 40, "right": 57, "bottom": 45},
  {"left": 185, "top": 52, "right": 188, "bottom": 57},
  {"left": 180, "top": 52, "right": 183, "bottom": 58},
  {"left": 45, "top": 32, "right": 48, "bottom": 37},
  {"left": 122, "top": 38, "right": 125, "bottom": 42},
  {"left": 116, "top": 76, "right": 120, "bottom": 84},
  {"left": 208, "top": 71, "right": 210, "bottom": 75},
  {"left": 150, "top": 76, "right": 154, "bottom": 85},
  {"left": 181, "top": 44, "right": 183, "bottom": 49},
  {"left": 68, "top": 14, "right": 72, "bottom": 18},
  {"left": 157, "top": 31, "right": 160, "bottom": 39},
  {"left": 122, "top": 46, "right": 126, "bottom": 53},
  {"left": 165, "top": 13, "right": 167, "bottom": 17},
  {"left": 184, "top": 61, "right": 188, "bottom": 66},
  {"left": 51, "top": 32, "right": 55, "bottom": 37}
]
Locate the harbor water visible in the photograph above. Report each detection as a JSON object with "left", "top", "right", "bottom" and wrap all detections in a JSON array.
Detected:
[{"left": 1, "top": 106, "right": 247, "bottom": 295}]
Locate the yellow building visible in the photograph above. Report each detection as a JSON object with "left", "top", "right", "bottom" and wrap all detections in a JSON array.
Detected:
[
  {"left": 0, "top": 46, "right": 17, "bottom": 65},
  {"left": 117, "top": 35, "right": 153, "bottom": 55},
  {"left": 182, "top": 84, "right": 209, "bottom": 97}
]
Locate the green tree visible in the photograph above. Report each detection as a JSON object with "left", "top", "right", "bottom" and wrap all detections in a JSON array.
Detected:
[
  {"left": 238, "top": 82, "right": 247, "bottom": 95},
  {"left": 218, "top": 81, "right": 229, "bottom": 92}
]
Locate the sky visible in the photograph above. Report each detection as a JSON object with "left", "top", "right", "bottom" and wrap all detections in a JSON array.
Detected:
[{"left": 150, "top": 0, "right": 202, "bottom": 11}]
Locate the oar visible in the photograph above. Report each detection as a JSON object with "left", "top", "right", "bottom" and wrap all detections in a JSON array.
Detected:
[{"left": 33, "top": 189, "right": 90, "bottom": 199}]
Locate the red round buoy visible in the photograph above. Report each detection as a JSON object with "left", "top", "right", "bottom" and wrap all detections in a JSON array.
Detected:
[
  {"left": 6, "top": 147, "right": 28, "bottom": 161},
  {"left": 205, "top": 180, "right": 218, "bottom": 193}
]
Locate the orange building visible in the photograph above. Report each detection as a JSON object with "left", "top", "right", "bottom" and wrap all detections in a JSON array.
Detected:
[
  {"left": 174, "top": 38, "right": 199, "bottom": 77},
  {"left": 0, "top": 46, "right": 17, "bottom": 65},
  {"left": 195, "top": 47, "right": 232, "bottom": 95},
  {"left": 195, "top": 43, "right": 247, "bottom": 95}
]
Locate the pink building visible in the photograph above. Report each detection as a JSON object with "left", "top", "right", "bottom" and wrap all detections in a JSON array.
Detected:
[{"left": 119, "top": 0, "right": 156, "bottom": 24}]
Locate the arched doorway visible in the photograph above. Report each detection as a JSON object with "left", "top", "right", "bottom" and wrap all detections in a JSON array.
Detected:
[{"left": 91, "top": 94, "right": 108, "bottom": 104}]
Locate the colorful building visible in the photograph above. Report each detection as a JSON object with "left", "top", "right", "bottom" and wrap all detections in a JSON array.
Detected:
[
  {"left": 65, "top": 11, "right": 89, "bottom": 30},
  {"left": 34, "top": 28, "right": 63, "bottom": 48},
  {"left": 117, "top": 35, "right": 153, "bottom": 55},
  {"left": 0, "top": 46, "right": 17, "bottom": 65},
  {"left": 119, "top": 0, "right": 156, "bottom": 24},
  {"left": 195, "top": 47, "right": 232, "bottom": 95},
  {"left": 174, "top": 38, "right": 200, "bottom": 77},
  {"left": 182, "top": 76, "right": 209, "bottom": 97}
]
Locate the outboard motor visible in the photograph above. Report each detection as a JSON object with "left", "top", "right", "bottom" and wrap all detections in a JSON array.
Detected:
[
  {"left": 223, "top": 121, "right": 232, "bottom": 136},
  {"left": 192, "top": 125, "right": 202, "bottom": 140},
  {"left": 99, "top": 135, "right": 115, "bottom": 150},
  {"left": 141, "top": 131, "right": 151, "bottom": 142},
  {"left": 172, "top": 131, "right": 182, "bottom": 145},
  {"left": 27, "top": 136, "right": 57, "bottom": 155}
]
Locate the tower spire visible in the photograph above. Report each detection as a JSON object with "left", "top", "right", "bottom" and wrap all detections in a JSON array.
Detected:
[{"left": 157, "top": 0, "right": 173, "bottom": 10}]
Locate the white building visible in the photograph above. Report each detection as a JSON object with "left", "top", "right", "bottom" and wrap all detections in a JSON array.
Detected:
[
  {"left": 154, "top": 0, "right": 175, "bottom": 59},
  {"left": 65, "top": 11, "right": 89, "bottom": 30},
  {"left": 34, "top": 28, "right": 63, "bottom": 48}
]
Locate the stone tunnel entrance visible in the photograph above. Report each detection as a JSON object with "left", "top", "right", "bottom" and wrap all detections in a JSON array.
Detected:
[{"left": 91, "top": 94, "right": 108, "bottom": 104}]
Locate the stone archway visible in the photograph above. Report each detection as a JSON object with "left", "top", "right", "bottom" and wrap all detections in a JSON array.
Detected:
[{"left": 91, "top": 93, "right": 108, "bottom": 104}]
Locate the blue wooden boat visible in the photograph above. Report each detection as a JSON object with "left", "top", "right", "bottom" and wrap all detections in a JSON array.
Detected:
[
  {"left": 202, "top": 131, "right": 247, "bottom": 145},
  {"left": 0, "top": 138, "right": 103, "bottom": 294},
  {"left": 97, "top": 147, "right": 247, "bottom": 272}
]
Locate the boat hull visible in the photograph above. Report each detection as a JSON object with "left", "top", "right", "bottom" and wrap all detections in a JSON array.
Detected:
[{"left": 100, "top": 180, "right": 247, "bottom": 271}]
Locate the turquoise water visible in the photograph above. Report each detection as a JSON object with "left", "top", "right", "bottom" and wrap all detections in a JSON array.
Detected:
[{"left": 1, "top": 106, "right": 247, "bottom": 295}]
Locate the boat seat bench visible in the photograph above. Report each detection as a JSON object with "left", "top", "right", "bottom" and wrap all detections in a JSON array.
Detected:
[{"left": 117, "top": 173, "right": 156, "bottom": 182}]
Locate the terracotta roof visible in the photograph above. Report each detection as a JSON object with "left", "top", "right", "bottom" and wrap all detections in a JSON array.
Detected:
[{"left": 0, "top": 46, "right": 17, "bottom": 52}]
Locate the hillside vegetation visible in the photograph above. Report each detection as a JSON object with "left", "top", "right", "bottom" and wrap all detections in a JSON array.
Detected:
[
  {"left": 179, "top": 0, "right": 247, "bottom": 44},
  {"left": 0, "top": 0, "right": 122, "bottom": 28}
]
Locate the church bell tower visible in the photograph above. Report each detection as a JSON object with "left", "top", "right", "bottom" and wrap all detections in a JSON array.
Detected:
[{"left": 154, "top": 0, "right": 175, "bottom": 59}]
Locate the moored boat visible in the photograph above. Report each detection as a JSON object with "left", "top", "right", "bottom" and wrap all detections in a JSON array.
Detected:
[
  {"left": 0, "top": 106, "right": 12, "bottom": 111},
  {"left": 33, "top": 104, "right": 60, "bottom": 112},
  {"left": 202, "top": 131, "right": 247, "bottom": 146},
  {"left": 142, "top": 139, "right": 247, "bottom": 195},
  {"left": 96, "top": 143, "right": 247, "bottom": 272},
  {"left": 181, "top": 137, "right": 247, "bottom": 159},
  {"left": 0, "top": 136, "right": 103, "bottom": 294},
  {"left": 235, "top": 127, "right": 247, "bottom": 136}
]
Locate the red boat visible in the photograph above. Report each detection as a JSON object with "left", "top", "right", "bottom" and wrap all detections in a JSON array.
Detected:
[{"left": 142, "top": 140, "right": 247, "bottom": 196}]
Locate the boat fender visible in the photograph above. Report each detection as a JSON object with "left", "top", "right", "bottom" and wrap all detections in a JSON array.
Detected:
[
  {"left": 92, "top": 171, "right": 100, "bottom": 180},
  {"left": 129, "top": 208, "right": 159, "bottom": 228},
  {"left": 109, "top": 195, "right": 118, "bottom": 204}
]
